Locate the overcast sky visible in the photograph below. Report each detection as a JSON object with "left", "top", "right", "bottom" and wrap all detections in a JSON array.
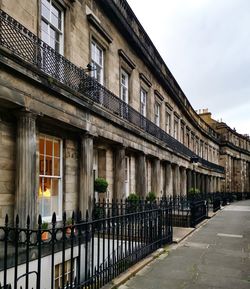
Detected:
[{"left": 127, "top": 0, "right": 250, "bottom": 135}]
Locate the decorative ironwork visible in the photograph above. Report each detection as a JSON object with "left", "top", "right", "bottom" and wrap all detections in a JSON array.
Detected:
[
  {"left": 0, "top": 9, "right": 224, "bottom": 173},
  {"left": 0, "top": 204, "right": 172, "bottom": 289}
]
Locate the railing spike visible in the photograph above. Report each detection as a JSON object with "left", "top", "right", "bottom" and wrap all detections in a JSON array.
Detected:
[
  {"left": 15, "top": 214, "right": 19, "bottom": 226},
  {"left": 52, "top": 212, "right": 57, "bottom": 223},
  {"left": 63, "top": 211, "right": 67, "bottom": 224},
  {"left": 27, "top": 215, "right": 30, "bottom": 226},
  {"left": 38, "top": 214, "right": 42, "bottom": 226},
  {"left": 5, "top": 214, "right": 9, "bottom": 226}
]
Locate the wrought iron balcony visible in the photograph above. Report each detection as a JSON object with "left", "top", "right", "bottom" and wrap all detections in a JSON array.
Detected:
[{"left": 0, "top": 9, "right": 224, "bottom": 174}]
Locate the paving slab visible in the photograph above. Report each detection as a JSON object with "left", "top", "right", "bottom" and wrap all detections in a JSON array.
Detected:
[{"left": 118, "top": 200, "right": 250, "bottom": 289}]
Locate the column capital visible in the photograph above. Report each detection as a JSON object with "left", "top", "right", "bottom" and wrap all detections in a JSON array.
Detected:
[{"left": 15, "top": 108, "right": 38, "bottom": 120}]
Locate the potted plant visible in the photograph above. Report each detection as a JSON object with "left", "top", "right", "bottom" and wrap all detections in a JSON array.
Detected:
[
  {"left": 66, "top": 217, "right": 74, "bottom": 235},
  {"left": 41, "top": 222, "right": 49, "bottom": 241},
  {"left": 94, "top": 178, "right": 109, "bottom": 202},
  {"left": 188, "top": 187, "right": 200, "bottom": 200},
  {"left": 94, "top": 178, "right": 109, "bottom": 194},
  {"left": 127, "top": 193, "right": 140, "bottom": 213},
  {"left": 146, "top": 192, "right": 156, "bottom": 202}
]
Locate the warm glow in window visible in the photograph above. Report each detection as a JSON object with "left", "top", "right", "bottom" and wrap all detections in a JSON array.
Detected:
[{"left": 38, "top": 135, "right": 62, "bottom": 220}]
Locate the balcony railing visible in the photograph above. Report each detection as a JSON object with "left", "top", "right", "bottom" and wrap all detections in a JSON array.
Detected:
[{"left": 0, "top": 9, "right": 224, "bottom": 173}]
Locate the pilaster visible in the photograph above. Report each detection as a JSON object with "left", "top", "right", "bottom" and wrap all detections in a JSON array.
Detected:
[
  {"left": 136, "top": 153, "right": 147, "bottom": 198},
  {"left": 79, "top": 134, "right": 94, "bottom": 214},
  {"left": 113, "top": 145, "right": 125, "bottom": 199},
  {"left": 15, "top": 111, "right": 37, "bottom": 228},
  {"left": 151, "top": 158, "right": 161, "bottom": 197}
]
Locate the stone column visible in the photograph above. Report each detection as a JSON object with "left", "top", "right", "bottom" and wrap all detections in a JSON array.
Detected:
[
  {"left": 172, "top": 164, "right": 180, "bottom": 197},
  {"left": 180, "top": 167, "right": 187, "bottom": 196},
  {"left": 204, "top": 175, "right": 208, "bottom": 193},
  {"left": 165, "top": 162, "right": 173, "bottom": 196},
  {"left": 79, "top": 134, "right": 94, "bottom": 215},
  {"left": 192, "top": 171, "right": 197, "bottom": 191},
  {"left": 136, "top": 153, "right": 147, "bottom": 198},
  {"left": 200, "top": 174, "right": 204, "bottom": 194},
  {"left": 217, "top": 177, "right": 221, "bottom": 192},
  {"left": 151, "top": 158, "right": 161, "bottom": 197},
  {"left": 197, "top": 173, "right": 201, "bottom": 192},
  {"left": 187, "top": 169, "right": 192, "bottom": 194},
  {"left": 113, "top": 145, "right": 125, "bottom": 200},
  {"left": 15, "top": 111, "right": 37, "bottom": 228},
  {"left": 212, "top": 176, "right": 216, "bottom": 192},
  {"left": 207, "top": 175, "right": 212, "bottom": 193}
]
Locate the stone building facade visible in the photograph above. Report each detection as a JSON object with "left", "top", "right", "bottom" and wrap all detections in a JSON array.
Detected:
[
  {"left": 0, "top": 0, "right": 248, "bottom": 226},
  {"left": 199, "top": 110, "right": 250, "bottom": 194}
]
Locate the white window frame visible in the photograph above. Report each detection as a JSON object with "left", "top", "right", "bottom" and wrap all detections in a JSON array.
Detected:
[
  {"left": 154, "top": 101, "right": 160, "bottom": 126},
  {"left": 125, "top": 156, "right": 130, "bottom": 198},
  {"left": 165, "top": 109, "right": 171, "bottom": 135},
  {"left": 41, "top": 0, "right": 64, "bottom": 54},
  {"left": 140, "top": 88, "right": 147, "bottom": 117},
  {"left": 39, "top": 135, "right": 63, "bottom": 222},
  {"left": 120, "top": 69, "right": 129, "bottom": 104},
  {"left": 55, "top": 259, "right": 76, "bottom": 289},
  {"left": 174, "top": 118, "right": 179, "bottom": 140},
  {"left": 91, "top": 40, "right": 104, "bottom": 84}
]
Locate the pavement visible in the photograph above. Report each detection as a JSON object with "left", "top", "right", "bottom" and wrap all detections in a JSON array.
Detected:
[{"left": 116, "top": 200, "right": 250, "bottom": 289}]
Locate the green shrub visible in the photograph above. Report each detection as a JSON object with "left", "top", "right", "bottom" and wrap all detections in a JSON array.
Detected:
[
  {"left": 41, "top": 222, "right": 48, "bottom": 230},
  {"left": 146, "top": 192, "right": 156, "bottom": 202},
  {"left": 126, "top": 193, "right": 140, "bottom": 213},
  {"left": 94, "top": 178, "right": 108, "bottom": 193},
  {"left": 188, "top": 187, "right": 200, "bottom": 199},
  {"left": 127, "top": 193, "right": 139, "bottom": 202}
]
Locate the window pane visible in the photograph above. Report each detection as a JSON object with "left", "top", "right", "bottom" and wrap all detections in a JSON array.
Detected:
[
  {"left": 46, "top": 138, "right": 53, "bottom": 156},
  {"left": 39, "top": 137, "right": 45, "bottom": 155},
  {"left": 54, "top": 158, "right": 60, "bottom": 176},
  {"left": 40, "top": 155, "right": 45, "bottom": 175},
  {"left": 51, "top": 4, "right": 61, "bottom": 30},
  {"left": 55, "top": 279, "right": 59, "bottom": 289},
  {"left": 41, "top": 21, "right": 50, "bottom": 45},
  {"left": 55, "top": 264, "right": 59, "bottom": 278},
  {"left": 52, "top": 179, "right": 59, "bottom": 196},
  {"left": 43, "top": 177, "right": 52, "bottom": 197},
  {"left": 54, "top": 140, "right": 60, "bottom": 157},
  {"left": 45, "top": 156, "right": 52, "bottom": 175},
  {"left": 41, "top": 1, "right": 50, "bottom": 20}
]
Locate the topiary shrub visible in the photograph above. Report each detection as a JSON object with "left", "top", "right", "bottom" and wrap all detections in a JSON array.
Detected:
[
  {"left": 188, "top": 187, "right": 200, "bottom": 200},
  {"left": 126, "top": 193, "right": 140, "bottom": 213},
  {"left": 94, "top": 178, "right": 108, "bottom": 193},
  {"left": 127, "top": 193, "right": 140, "bottom": 202},
  {"left": 146, "top": 192, "right": 156, "bottom": 202}
]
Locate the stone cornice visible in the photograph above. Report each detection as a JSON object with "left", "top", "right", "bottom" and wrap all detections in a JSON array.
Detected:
[
  {"left": 99, "top": 0, "right": 220, "bottom": 144},
  {"left": 87, "top": 13, "right": 113, "bottom": 44}
]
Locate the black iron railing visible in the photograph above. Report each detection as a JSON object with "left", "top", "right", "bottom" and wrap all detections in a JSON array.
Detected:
[
  {"left": 93, "top": 196, "right": 209, "bottom": 228},
  {"left": 0, "top": 205, "right": 172, "bottom": 289},
  {"left": 0, "top": 9, "right": 224, "bottom": 173}
]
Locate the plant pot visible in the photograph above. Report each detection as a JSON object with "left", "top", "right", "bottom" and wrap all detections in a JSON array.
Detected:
[
  {"left": 98, "top": 192, "right": 106, "bottom": 201},
  {"left": 41, "top": 231, "right": 49, "bottom": 241}
]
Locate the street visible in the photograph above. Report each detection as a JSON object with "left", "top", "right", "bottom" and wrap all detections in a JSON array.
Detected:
[{"left": 119, "top": 200, "right": 250, "bottom": 289}]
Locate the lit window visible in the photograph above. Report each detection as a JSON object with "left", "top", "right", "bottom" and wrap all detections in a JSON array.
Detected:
[
  {"left": 154, "top": 102, "right": 160, "bottom": 126},
  {"left": 38, "top": 135, "right": 62, "bottom": 220},
  {"left": 55, "top": 259, "right": 75, "bottom": 289},
  {"left": 91, "top": 40, "right": 104, "bottom": 84},
  {"left": 140, "top": 89, "right": 147, "bottom": 117},
  {"left": 41, "top": 0, "right": 63, "bottom": 53},
  {"left": 120, "top": 69, "right": 129, "bottom": 104}
]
